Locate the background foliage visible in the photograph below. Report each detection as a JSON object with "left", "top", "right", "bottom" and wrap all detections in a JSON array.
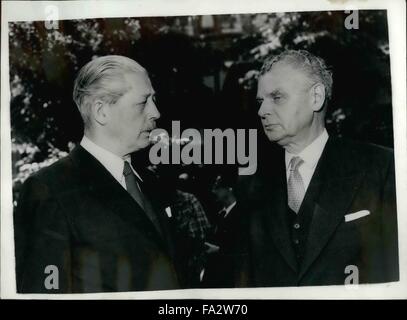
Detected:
[{"left": 9, "top": 11, "right": 393, "bottom": 195}]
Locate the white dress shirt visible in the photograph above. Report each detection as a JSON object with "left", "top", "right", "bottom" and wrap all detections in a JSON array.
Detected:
[
  {"left": 80, "top": 136, "right": 143, "bottom": 190},
  {"left": 285, "top": 129, "right": 329, "bottom": 192},
  {"left": 222, "top": 201, "right": 237, "bottom": 218}
]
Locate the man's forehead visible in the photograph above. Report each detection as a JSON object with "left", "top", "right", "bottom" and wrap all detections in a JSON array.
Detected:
[
  {"left": 124, "top": 70, "right": 150, "bottom": 84},
  {"left": 124, "top": 71, "right": 154, "bottom": 92},
  {"left": 259, "top": 62, "right": 309, "bottom": 91}
]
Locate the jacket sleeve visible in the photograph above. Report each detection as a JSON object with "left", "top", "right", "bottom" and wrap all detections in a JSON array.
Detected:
[{"left": 14, "top": 175, "right": 73, "bottom": 293}]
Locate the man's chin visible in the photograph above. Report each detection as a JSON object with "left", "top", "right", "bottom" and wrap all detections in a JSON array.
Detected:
[
  {"left": 265, "top": 131, "right": 283, "bottom": 142},
  {"left": 139, "top": 139, "right": 151, "bottom": 149},
  {"left": 129, "top": 139, "right": 150, "bottom": 153},
  {"left": 266, "top": 132, "right": 290, "bottom": 147}
]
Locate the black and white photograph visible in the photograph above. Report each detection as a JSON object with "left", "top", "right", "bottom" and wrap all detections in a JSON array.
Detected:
[{"left": 1, "top": 0, "right": 406, "bottom": 299}]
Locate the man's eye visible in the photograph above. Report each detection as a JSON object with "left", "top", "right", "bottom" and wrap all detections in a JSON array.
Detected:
[
  {"left": 256, "top": 99, "right": 263, "bottom": 106},
  {"left": 135, "top": 101, "right": 147, "bottom": 107},
  {"left": 273, "top": 96, "right": 284, "bottom": 103}
]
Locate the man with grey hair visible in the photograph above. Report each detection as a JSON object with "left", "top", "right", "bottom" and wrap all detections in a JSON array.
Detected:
[
  {"left": 14, "top": 55, "right": 180, "bottom": 292},
  {"left": 234, "top": 49, "right": 398, "bottom": 286}
]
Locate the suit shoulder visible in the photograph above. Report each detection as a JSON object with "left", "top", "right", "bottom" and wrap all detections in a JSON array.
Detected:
[
  {"left": 338, "top": 138, "right": 392, "bottom": 157},
  {"left": 23, "top": 154, "right": 76, "bottom": 194},
  {"left": 331, "top": 138, "right": 394, "bottom": 169},
  {"left": 30, "top": 154, "right": 73, "bottom": 179}
]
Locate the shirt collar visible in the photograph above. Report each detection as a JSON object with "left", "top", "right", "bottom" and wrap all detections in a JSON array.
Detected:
[
  {"left": 80, "top": 136, "right": 144, "bottom": 181},
  {"left": 223, "top": 201, "right": 237, "bottom": 218},
  {"left": 80, "top": 136, "right": 126, "bottom": 183},
  {"left": 285, "top": 129, "right": 329, "bottom": 171}
]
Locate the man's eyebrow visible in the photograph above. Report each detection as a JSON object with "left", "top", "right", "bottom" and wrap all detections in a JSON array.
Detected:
[
  {"left": 257, "top": 89, "right": 282, "bottom": 99},
  {"left": 134, "top": 92, "right": 156, "bottom": 105},
  {"left": 269, "top": 89, "right": 283, "bottom": 96},
  {"left": 139, "top": 92, "right": 155, "bottom": 99}
]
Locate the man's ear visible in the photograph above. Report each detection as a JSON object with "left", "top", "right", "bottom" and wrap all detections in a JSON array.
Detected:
[
  {"left": 92, "top": 100, "right": 108, "bottom": 125},
  {"left": 310, "top": 83, "right": 326, "bottom": 112}
]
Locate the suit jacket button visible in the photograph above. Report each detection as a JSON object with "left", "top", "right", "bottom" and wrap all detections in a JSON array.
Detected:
[
  {"left": 293, "top": 223, "right": 300, "bottom": 229},
  {"left": 293, "top": 239, "right": 300, "bottom": 245}
]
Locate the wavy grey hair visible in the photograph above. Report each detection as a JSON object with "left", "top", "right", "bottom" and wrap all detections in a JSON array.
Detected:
[
  {"left": 260, "top": 50, "right": 333, "bottom": 104},
  {"left": 73, "top": 55, "right": 145, "bottom": 128}
]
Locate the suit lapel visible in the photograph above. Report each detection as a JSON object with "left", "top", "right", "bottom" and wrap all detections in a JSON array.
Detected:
[
  {"left": 298, "top": 138, "right": 366, "bottom": 280},
  {"left": 69, "top": 146, "right": 169, "bottom": 252},
  {"left": 136, "top": 167, "right": 176, "bottom": 259},
  {"left": 262, "top": 149, "right": 298, "bottom": 273}
]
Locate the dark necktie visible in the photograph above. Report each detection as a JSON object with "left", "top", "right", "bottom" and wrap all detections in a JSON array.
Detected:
[{"left": 123, "top": 161, "right": 163, "bottom": 236}]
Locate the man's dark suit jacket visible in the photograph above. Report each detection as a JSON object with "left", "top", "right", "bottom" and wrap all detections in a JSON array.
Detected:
[
  {"left": 202, "top": 204, "right": 243, "bottom": 288},
  {"left": 234, "top": 137, "right": 399, "bottom": 287},
  {"left": 14, "top": 145, "right": 180, "bottom": 293}
]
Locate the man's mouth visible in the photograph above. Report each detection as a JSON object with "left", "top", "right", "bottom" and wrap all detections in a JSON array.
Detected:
[{"left": 143, "top": 126, "right": 156, "bottom": 134}]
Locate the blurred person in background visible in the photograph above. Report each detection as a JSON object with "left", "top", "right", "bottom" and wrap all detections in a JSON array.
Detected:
[
  {"left": 155, "top": 164, "right": 212, "bottom": 287},
  {"left": 202, "top": 167, "right": 243, "bottom": 287}
]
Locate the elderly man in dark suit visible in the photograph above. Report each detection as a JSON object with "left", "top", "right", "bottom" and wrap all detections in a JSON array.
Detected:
[
  {"left": 14, "top": 55, "right": 180, "bottom": 292},
  {"left": 235, "top": 50, "right": 399, "bottom": 286}
]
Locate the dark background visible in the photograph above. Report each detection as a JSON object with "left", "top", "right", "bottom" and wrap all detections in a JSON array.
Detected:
[{"left": 9, "top": 10, "right": 393, "bottom": 204}]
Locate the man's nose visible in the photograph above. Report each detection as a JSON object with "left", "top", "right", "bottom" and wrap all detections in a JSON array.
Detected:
[
  {"left": 257, "top": 100, "right": 271, "bottom": 118},
  {"left": 148, "top": 99, "right": 160, "bottom": 120}
]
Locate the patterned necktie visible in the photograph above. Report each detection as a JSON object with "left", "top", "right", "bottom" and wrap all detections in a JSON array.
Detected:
[
  {"left": 123, "top": 161, "right": 163, "bottom": 235},
  {"left": 287, "top": 156, "right": 305, "bottom": 214}
]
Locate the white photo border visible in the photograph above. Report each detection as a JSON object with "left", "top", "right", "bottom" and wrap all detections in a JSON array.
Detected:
[{"left": 1, "top": 0, "right": 406, "bottom": 299}]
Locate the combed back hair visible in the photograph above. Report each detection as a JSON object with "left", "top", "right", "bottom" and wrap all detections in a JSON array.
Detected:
[
  {"left": 260, "top": 50, "right": 333, "bottom": 103},
  {"left": 73, "top": 55, "right": 146, "bottom": 128}
]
